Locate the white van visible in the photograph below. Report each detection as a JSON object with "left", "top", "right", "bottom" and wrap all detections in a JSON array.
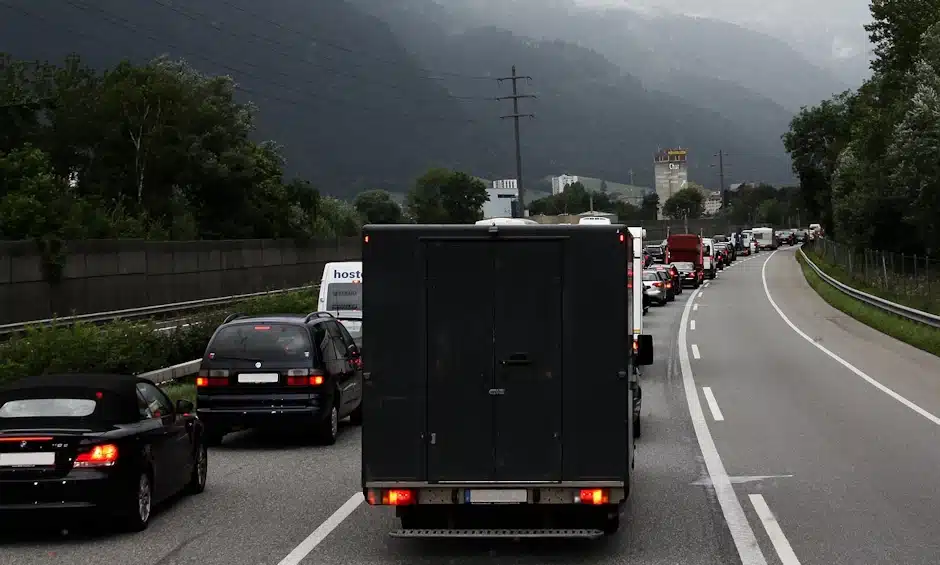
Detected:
[
  {"left": 475, "top": 217, "right": 539, "bottom": 225},
  {"left": 752, "top": 227, "right": 776, "bottom": 250},
  {"left": 578, "top": 216, "right": 612, "bottom": 225},
  {"left": 701, "top": 237, "right": 716, "bottom": 279},
  {"left": 317, "top": 261, "right": 362, "bottom": 312}
]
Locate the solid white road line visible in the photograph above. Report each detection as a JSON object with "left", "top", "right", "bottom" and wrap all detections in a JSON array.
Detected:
[
  {"left": 749, "top": 494, "right": 802, "bottom": 565},
  {"left": 276, "top": 492, "right": 364, "bottom": 565},
  {"left": 690, "top": 320, "right": 696, "bottom": 330},
  {"left": 693, "top": 303, "right": 699, "bottom": 311},
  {"left": 761, "top": 252, "right": 940, "bottom": 427},
  {"left": 704, "top": 282, "right": 710, "bottom": 287},
  {"left": 691, "top": 344, "right": 701, "bottom": 359},
  {"left": 702, "top": 387, "right": 724, "bottom": 420},
  {"left": 678, "top": 286, "right": 768, "bottom": 565}
]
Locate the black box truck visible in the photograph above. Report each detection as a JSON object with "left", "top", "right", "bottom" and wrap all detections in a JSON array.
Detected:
[{"left": 360, "top": 223, "right": 653, "bottom": 539}]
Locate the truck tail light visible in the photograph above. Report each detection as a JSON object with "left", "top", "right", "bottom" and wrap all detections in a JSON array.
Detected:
[
  {"left": 197, "top": 369, "right": 229, "bottom": 387},
  {"left": 74, "top": 444, "right": 118, "bottom": 468},
  {"left": 367, "top": 489, "right": 415, "bottom": 505},
  {"left": 577, "top": 489, "right": 609, "bottom": 504},
  {"left": 287, "top": 369, "right": 325, "bottom": 386}
]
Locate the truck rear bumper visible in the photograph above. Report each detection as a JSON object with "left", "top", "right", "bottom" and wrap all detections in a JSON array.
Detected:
[{"left": 389, "top": 527, "right": 605, "bottom": 539}]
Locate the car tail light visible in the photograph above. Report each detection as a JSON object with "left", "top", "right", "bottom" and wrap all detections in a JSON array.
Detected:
[
  {"left": 665, "top": 282, "right": 672, "bottom": 289},
  {"left": 197, "top": 369, "right": 229, "bottom": 387},
  {"left": 367, "top": 489, "right": 415, "bottom": 505},
  {"left": 576, "top": 489, "right": 609, "bottom": 504},
  {"left": 287, "top": 369, "right": 325, "bottom": 386},
  {"left": 653, "top": 281, "right": 662, "bottom": 288},
  {"left": 74, "top": 444, "right": 118, "bottom": 468}
]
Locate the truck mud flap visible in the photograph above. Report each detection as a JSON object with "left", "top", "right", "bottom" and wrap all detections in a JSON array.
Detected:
[{"left": 389, "top": 528, "right": 605, "bottom": 539}]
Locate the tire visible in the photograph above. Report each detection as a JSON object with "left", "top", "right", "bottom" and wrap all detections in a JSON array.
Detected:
[
  {"left": 117, "top": 472, "right": 153, "bottom": 532},
  {"left": 349, "top": 401, "right": 363, "bottom": 426},
  {"left": 317, "top": 403, "right": 339, "bottom": 445},
  {"left": 186, "top": 443, "right": 208, "bottom": 495},
  {"left": 203, "top": 427, "right": 226, "bottom": 448}
]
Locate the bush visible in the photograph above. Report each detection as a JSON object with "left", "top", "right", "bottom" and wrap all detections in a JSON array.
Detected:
[{"left": 0, "top": 286, "right": 320, "bottom": 386}]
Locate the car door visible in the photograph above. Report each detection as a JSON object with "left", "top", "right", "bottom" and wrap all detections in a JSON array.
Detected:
[
  {"left": 333, "top": 320, "right": 363, "bottom": 410},
  {"left": 325, "top": 321, "right": 358, "bottom": 416},
  {"left": 312, "top": 322, "right": 348, "bottom": 415},
  {"left": 137, "top": 382, "right": 190, "bottom": 497}
]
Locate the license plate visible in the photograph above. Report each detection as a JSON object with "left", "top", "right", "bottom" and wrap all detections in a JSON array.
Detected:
[
  {"left": 468, "top": 489, "right": 527, "bottom": 504},
  {"left": 0, "top": 452, "right": 55, "bottom": 467},
  {"left": 237, "top": 373, "right": 280, "bottom": 383}
]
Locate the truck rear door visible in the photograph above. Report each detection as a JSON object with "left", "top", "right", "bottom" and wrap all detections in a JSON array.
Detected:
[{"left": 425, "top": 238, "right": 564, "bottom": 483}]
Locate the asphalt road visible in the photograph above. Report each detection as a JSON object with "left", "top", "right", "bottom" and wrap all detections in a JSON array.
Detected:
[{"left": 4, "top": 246, "right": 939, "bottom": 565}]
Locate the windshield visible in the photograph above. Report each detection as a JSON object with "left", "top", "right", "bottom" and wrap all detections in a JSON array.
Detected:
[
  {"left": 0, "top": 398, "right": 96, "bottom": 418},
  {"left": 209, "top": 323, "right": 312, "bottom": 361},
  {"left": 325, "top": 282, "right": 362, "bottom": 310},
  {"left": 642, "top": 272, "right": 658, "bottom": 281}
]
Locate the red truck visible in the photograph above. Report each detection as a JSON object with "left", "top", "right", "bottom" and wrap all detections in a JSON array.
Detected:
[{"left": 666, "top": 234, "right": 705, "bottom": 289}]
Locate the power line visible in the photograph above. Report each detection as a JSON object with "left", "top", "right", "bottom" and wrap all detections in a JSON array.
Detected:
[
  {"left": 496, "top": 65, "right": 535, "bottom": 213},
  {"left": 0, "top": 0, "right": 478, "bottom": 125}
]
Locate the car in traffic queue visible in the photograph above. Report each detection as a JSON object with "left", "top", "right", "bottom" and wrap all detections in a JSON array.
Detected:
[
  {"left": 671, "top": 261, "right": 702, "bottom": 288},
  {"left": 714, "top": 243, "right": 731, "bottom": 267},
  {"left": 331, "top": 310, "right": 363, "bottom": 349},
  {"left": 645, "top": 244, "right": 666, "bottom": 264},
  {"left": 196, "top": 312, "right": 364, "bottom": 447},
  {"left": 654, "top": 263, "right": 682, "bottom": 295},
  {"left": 642, "top": 269, "right": 669, "bottom": 306},
  {"left": 0, "top": 373, "right": 207, "bottom": 532}
]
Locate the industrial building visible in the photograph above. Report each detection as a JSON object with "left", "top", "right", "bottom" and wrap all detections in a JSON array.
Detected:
[{"left": 653, "top": 149, "right": 689, "bottom": 219}]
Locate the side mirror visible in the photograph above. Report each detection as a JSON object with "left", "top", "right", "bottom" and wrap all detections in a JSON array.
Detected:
[
  {"left": 176, "top": 399, "right": 194, "bottom": 415},
  {"left": 634, "top": 334, "right": 654, "bottom": 366}
]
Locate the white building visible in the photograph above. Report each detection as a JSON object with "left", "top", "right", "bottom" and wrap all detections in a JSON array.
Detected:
[
  {"left": 482, "top": 184, "right": 520, "bottom": 219},
  {"left": 551, "top": 174, "right": 579, "bottom": 195},
  {"left": 704, "top": 191, "right": 723, "bottom": 215}
]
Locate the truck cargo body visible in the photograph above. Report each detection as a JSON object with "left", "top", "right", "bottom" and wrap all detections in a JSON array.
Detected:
[
  {"left": 666, "top": 234, "right": 703, "bottom": 269},
  {"left": 360, "top": 223, "right": 652, "bottom": 539}
]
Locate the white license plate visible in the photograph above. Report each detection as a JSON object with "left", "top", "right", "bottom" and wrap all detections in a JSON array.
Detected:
[
  {"left": 237, "top": 373, "right": 280, "bottom": 384},
  {"left": 0, "top": 452, "right": 56, "bottom": 467},
  {"left": 468, "top": 489, "right": 527, "bottom": 504}
]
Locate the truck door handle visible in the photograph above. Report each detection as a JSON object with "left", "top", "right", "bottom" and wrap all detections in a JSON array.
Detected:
[{"left": 501, "top": 353, "right": 530, "bottom": 366}]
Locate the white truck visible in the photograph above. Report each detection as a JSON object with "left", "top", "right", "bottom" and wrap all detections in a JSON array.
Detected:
[{"left": 701, "top": 238, "right": 717, "bottom": 279}]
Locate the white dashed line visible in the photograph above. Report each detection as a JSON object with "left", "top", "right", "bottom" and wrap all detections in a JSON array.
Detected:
[
  {"left": 749, "top": 494, "right": 801, "bottom": 564},
  {"left": 678, "top": 287, "right": 768, "bottom": 565},
  {"left": 276, "top": 492, "right": 364, "bottom": 565},
  {"left": 691, "top": 344, "right": 701, "bottom": 359},
  {"left": 693, "top": 303, "right": 699, "bottom": 311},
  {"left": 761, "top": 251, "right": 940, "bottom": 427},
  {"left": 690, "top": 320, "right": 696, "bottom": 330},
  {"left": 702, "top": 387, "right": 724, "bottom": 420}
]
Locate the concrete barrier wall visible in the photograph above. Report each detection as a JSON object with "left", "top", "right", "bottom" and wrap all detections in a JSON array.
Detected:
[{"left": 0, "top": 238, "right": 361, "bottom": 324}]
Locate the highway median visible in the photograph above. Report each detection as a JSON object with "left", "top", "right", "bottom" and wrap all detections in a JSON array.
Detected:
[
  {"left": 796, "top": 251, "right": 940, "bottom": 357},
  {"left": 0, "top": 285, "right": 322, "bottom": 397}
]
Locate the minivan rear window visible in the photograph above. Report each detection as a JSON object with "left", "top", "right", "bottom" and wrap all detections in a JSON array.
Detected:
[
  {"left": 325, "top": 283, "right": 362, "bottom": 310},
  {"left": 209, "top": 324, "right": 312, "bottom": 361}
]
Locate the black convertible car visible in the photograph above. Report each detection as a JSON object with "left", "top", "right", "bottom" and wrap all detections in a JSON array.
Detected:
[{"left": 0, "top": 373, "right": 207, "bottom": 531}]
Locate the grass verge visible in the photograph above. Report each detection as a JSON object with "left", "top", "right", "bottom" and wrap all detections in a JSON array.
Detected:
[
  {"left": 161, "top": 382, "right": 196, "bottom": 404},
  {"left": 796, "top": 251, "right": 940, "bottom": 357}
]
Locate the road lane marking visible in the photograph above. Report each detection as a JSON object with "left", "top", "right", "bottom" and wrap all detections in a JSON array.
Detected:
[
  {"left": 276, "top": 492, "right": 364, "bottom": 565},
  {"left": 749, "top": 494, "right": 802, "bottom": 565},
  {"left": 704, "top": 282, "right": 710, "bottom": 287},
  {"left": 678, "top": 286, "right": 768, "bottom": 565},
  {"left": 692, "top": 474, "right": 794, "bottom": 486},
  {"left": 697, "top": 291, "right": 704, "bottom": 298},
  {"left": 761, "top": 251, "right": 940, "bottom": 427},
  {"left": 690, "top": 320, "right": 696, "bottom": 330},
  {"left": 702, "top": 387, "right": 724, "bottom": 420},
  {"left": 691, "top": 344, "right": 701, "bottom": 359},
  {"left": 693, "top": 303, "right": 699, "bottom": 311}
]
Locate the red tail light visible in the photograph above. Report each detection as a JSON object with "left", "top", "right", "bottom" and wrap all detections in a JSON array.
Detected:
[
  {"left": 665, "top": 282, "right": 672, "bottom": 288},
  {"left": 653, "top": 282, "right": 663, "bottom": 288},
  {"left": 367, "top": 488, "right": 415, "bottom": 505},
  {"left": 75, "top": 444, "right": 118, "bottom": 468},
  {"left": 287, "top": 369, "right": 325, "bottom": 386},
  {"left": 197, "top": 369, "right": 229, "bottom": 387},
  {"left": 577, "top": 489, "right": 609, "bottom": 504}
]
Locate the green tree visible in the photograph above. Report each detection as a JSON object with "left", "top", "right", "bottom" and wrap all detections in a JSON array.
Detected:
[
  {"left": 640, "top": 192, "right": 659, "bottom": 220},
  {"left": 662, "top": 186, "right": 704, "bottom": 219},
  {"left": 528, "top": 182, "right": 618, "bottom": 216},
  {"left": 406, "top": 168, "right": 488, "bottom": 223},
  {"left": 354, "top": 189, "right": 402, "bottom": 224}
]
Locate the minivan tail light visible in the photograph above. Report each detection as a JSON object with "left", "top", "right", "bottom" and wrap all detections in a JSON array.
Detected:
[
  {"left": 74, "top": 444, "right": 118, "bottom": 468},
  {"left": 287, "top": 370, "right": 325, "bottom": 386}
]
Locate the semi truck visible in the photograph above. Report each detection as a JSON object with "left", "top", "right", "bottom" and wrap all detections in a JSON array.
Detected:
[{"left": 360, "top": 223, "right": 653, "bottom": 540}]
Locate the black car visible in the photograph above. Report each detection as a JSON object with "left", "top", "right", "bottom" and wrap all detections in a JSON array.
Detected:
[
  {"left": 330, "top": 310, "right": 362, "bottom": 349},
  {"left": 672, "top": 261, "right": 702, "bottom": 288},
  {"left": 0, "top": 373, "right": 207, "bottom": 531},
  {"left": 645, "top": 244, "right": 666, "bottom": 263},
  {"left": 196, "top": 312, "right": 363, "bottom": 446}
]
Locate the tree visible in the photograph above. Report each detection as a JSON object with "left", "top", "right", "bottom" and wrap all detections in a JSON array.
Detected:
[
  {"left": 406, "top": 168, "right": 488, "bottom": 223},
  {"left": 354, "top": 189, "right": 402, "bottom": 224},
  {"left": 528, "top": 182, "right": 618, "bottom": 216},
  {"left": 640, "top": 192, "right": 659, "bottom": 220},
  {"left": 662, "top": 186, "right": 704, "bottom": 219}
]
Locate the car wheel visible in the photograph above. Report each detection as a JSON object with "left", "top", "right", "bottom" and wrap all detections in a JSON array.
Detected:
[
  {"left": 118, "top": 472, "right": 153, "bottom": 532},
  {"left": 187, "top": 443, "right": 208, "bottom": 494},
  {"left": 203, "top": 427, "right": 226, "bottom": 448},
  {"left": 317, "top": 404, "right": 339, "bottom": 445}
]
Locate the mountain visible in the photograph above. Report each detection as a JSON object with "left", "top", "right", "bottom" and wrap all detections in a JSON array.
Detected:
[{"left": 0, "top": 0, "right": 794, "bottom": 197}]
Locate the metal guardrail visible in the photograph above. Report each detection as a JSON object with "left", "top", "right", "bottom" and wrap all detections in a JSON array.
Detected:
[
  {"left": 799, "top": 248, "right": 940, "bottom": 329},
  {"left": 141, "top": 359, "right": 202, "bottom": 385},
  {"left": 0, "top": 284, "right": 319, "bottom": 335}
]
